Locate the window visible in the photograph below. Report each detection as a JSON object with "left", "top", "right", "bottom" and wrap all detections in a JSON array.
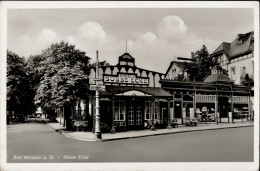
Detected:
[
  {"left": 172, "top": 69, "right": 176, "bottom": 79},
  {"left": 114, "top": 100, "right": 126, "bottom": 121},
  {"left": 136, "top": 106, "right": 142, "bottom": 125},
  {"left": 128, "top": 62, "right": 134, "bottom": 67},
  {"left": 231, "top": 67, "right": 236, "bottom": 81},
  {"left": 120, "top": 61, "right": 127, "bottom": 65},
  {"left": 128, "top": 103, "right": 134, "bottom": 125},
  {"left": 145, "top": 100, "right": 159, "bottom": 120},
  {"left": 217, "top": 56, "right": 221, "bottom": 63},
  {"left": 240, "top": 66, "right": 246, "bottom": 78}
]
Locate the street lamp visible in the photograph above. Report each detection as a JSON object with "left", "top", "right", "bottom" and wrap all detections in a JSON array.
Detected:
[{"left": 94, "top": 51, "right": 102, "bottom": 140}]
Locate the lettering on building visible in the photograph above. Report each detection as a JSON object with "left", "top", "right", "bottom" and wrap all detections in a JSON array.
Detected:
[{"left": 104, "top": 73, "right": 149, "bottom": 85}]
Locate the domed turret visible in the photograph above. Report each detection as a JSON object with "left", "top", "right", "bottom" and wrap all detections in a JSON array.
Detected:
[{"left": 204, "top": 65, "right": 233, "bottom": 83}]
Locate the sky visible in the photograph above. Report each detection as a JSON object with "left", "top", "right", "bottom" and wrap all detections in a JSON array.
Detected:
[{"left": 7, "top": 8, "right": 254, "bottom": 73}]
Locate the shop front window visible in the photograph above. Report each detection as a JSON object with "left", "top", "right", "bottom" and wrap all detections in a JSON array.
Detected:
[
  {"left": 136, "top": 106, "right": 142, "bottom": 125},
  {"left": 145, "top": 100, "right": 159, "bottom": 120},
  {"left": 128, "top": 105, "right": 134, "bottom": 125},
  {"left": 114, "top": 100, "right": 126, "bottom": 121}
]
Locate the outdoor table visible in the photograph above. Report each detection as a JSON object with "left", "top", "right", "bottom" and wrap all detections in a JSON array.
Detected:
[{"left": 73, "top": 120, "right": 88, "bottom": 131}]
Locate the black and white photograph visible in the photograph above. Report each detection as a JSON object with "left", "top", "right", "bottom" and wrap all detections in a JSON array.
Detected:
[{"left": 0, "top": 1, "right": 259, "bottom": 171}]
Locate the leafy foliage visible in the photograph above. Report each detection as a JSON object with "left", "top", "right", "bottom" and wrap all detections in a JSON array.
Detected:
[
  {"left": 185, "top": 45, "right": 217, "bottom": 81},
  {"left": 7, "top": 50, "right": 35, "bottom": 117},
  {"left": 34, "top": 41, "right": 91, "bottom": 110},
  {"left": 25, "top": 54, "right": 46, "bottom": 92}
]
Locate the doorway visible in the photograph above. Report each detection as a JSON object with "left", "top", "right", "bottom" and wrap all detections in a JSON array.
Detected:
[
  {"left": 175, "top": 101, "right": 182, "bottom": 118},
  {"left": 127, "top": 98, "right": 144, "bottom": 130}
]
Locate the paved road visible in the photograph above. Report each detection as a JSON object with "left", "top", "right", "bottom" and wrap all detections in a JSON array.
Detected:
[{"left": 7, "top": 122, "right": 254, "bottom": 162}]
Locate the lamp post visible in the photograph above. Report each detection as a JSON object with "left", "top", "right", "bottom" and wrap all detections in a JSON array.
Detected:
[{"left": 94, "top": 51, "right": 102, "bottom": 140}]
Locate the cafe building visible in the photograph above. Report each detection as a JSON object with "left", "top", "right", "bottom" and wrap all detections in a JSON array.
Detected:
[
  {"left": 160, "top": 65, "right": 253, "bottom": 124},
  {"left": 88, "top": 53, "right": 172, "bottom": 132},
  {"left": 77, "top": 52, "right": 253, "bottom": 133}
]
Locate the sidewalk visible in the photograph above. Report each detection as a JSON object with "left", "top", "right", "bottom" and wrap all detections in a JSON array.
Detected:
[{"left": 46, "top": 121, "right": 254, "bottom": 142}]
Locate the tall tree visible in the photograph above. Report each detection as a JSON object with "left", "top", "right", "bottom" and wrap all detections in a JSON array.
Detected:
[
  {"left": 34, "top": 41, "right": 91, "bottom": 129},
  {"left": 185, "top": 45, "right": 217, "bottom": 81},
  {"left": 25, "top": 54, "right": 46, "bottom": 93},
  {"left": 7, "top": 50, "right": 35, "bottom": 121}
]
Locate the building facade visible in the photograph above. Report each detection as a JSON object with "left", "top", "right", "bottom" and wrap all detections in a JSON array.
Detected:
[
  {"left": 66, "top": 31, "right": 254, "bottom": 133},
  {"left": 211, "top": 31, "right": 254, "bottom": 85},
  {"left": 85, "top": 52, "right": 253, "bottom": 133},
  {"left": 89, "top": 53, "right": 173, "bottom": 132},
  {"left": 160, "top": 65, "right": 252, "bottom": 124},
  {"left": 165, "top": 61, "right": 189, "bottom": 81}
]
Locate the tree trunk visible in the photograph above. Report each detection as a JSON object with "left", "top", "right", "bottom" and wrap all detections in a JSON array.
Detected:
[{"left": 64, "top": 103, "right": 72, "bottom": 130}]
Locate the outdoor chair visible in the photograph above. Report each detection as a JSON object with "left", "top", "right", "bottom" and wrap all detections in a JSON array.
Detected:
[{"left": 170, "top": 119, "right": 178, "bottom": 128}]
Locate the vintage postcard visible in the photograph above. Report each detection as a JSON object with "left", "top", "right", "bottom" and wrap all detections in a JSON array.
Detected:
[{"left": 0, "top": 1, "right": 259, "bottom": 171}]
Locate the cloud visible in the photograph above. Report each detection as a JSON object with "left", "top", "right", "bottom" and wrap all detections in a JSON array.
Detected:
[
  {"left": 13, "top": 28, "right": 60, "bottom": 57},
  {"left": 71, "top": 21, "right": 120, "bottom": 64},
  {"left": 140, "top": 32, "right": 157, "bottom": 42},
  {"left": 158, "top": 16, "right": 187, "bottom": 41},
  {"left": 37, "top": 29, "right": 58, "bottom": 44},
  {"left": 118, "top": 15, "right": 220, "bottom": 72},
  {"left": 78, "top": 22, "right": 107, "bottom": 44},
  {"left": 10, "top": 16, "right": 219, "bottom": 73}
]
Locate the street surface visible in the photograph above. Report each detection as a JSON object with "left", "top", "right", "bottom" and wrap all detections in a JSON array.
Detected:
[{"left": 7, "top": 122, "right": 254, "bottom": 162}]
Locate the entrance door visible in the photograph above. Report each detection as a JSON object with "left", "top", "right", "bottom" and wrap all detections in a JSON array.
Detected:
[
  {"left": 219, "top": 97, "right": 229, "bottom": 119},
  {"left": 160, "top": 102, "right": 168, "bottom": 128},
  {"left": 175, "top": 101, "right": 182, "bottom": 118},
  {"left": 127, "top": 99, "right": 143, "bottom": 130}
]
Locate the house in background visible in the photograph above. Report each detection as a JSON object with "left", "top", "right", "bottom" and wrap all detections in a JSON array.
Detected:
[
  {"left": 165, "top": 57, "right": 194, "bottom": 81},
  {"left": 211, "top": 31, "right": 254, "bottom": 85},
  {"left": 35, "top": 107, "right": 44, "bottom": 118}
]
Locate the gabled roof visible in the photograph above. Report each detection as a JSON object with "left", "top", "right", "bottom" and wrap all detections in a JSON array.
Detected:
[
  {"left": 118, "top": 53, "right": 135, "bottom": 64},
  {"left": 212, "top": 42, "right": 230, "bottom": 57},
  {"left": 119, "top": 53, "right": 134, "bottom": 60},
  {"left": 211, "top": 31, "right": 254, "bottom": 59},
  {"left": 165, "top": 61, "right": 188, "bottom": 75},
  {"left": 229, "top": 31, "right": 254, "bottom": 59}
]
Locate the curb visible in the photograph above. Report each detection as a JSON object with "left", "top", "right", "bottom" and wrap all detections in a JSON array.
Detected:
[
  {"left": 101, "top": 124, "right": 254, "bottom": 142},
  {"left": 45, "top": 122, "right": 102, "bottom": 142},
  {"left": 61, "top": 133, "right": 102, "bottom": 142},
  {"left": 44, "top": 120, "right": 253, "bottom": 142},
  {"left": 44, "top": 121, "right": 66, "bottom": 134}
]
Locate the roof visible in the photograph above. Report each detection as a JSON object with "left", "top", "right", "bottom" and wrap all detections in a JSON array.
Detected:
[
  {"left": 211, "top": 65, "right": 228, "bottom": 74},
  {"left": 211, "top": 31, "right": 254, "bottom": 59},
  {"left": 212, "top": 42, "right": 230, "bottom": 57},
  {"left": 211, "top": 65, "right": 224, "bottom": 71},
  {"left": 100, "top": 85, "right": 172, "bottom": 97},
  {"left": 204, "top": 74, "right": 234, "bottom": 83},
  {"left": 165, "top": 61, "right": 188, "bottom": 75},
  {"left": 118, "top": 53, "right": 135, "bottom": 64},
  {"left": 175, "top": 62, "right": 187, "bottom": 70}
]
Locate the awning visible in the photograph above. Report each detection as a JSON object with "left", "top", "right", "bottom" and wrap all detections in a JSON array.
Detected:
[
  {"left": 99, "top": 85, "right": 172, "bottom": 97},
  {"left": 115, "top": 90, "right": 152, "bottom": 97}
]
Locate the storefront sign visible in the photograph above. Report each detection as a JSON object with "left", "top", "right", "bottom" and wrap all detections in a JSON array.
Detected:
[
  {"left": 104, "top": 74, "right": 149, "bottom": 85},
  {"left": 90, "top": 85, "right": 106, "bottom": 91}
]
